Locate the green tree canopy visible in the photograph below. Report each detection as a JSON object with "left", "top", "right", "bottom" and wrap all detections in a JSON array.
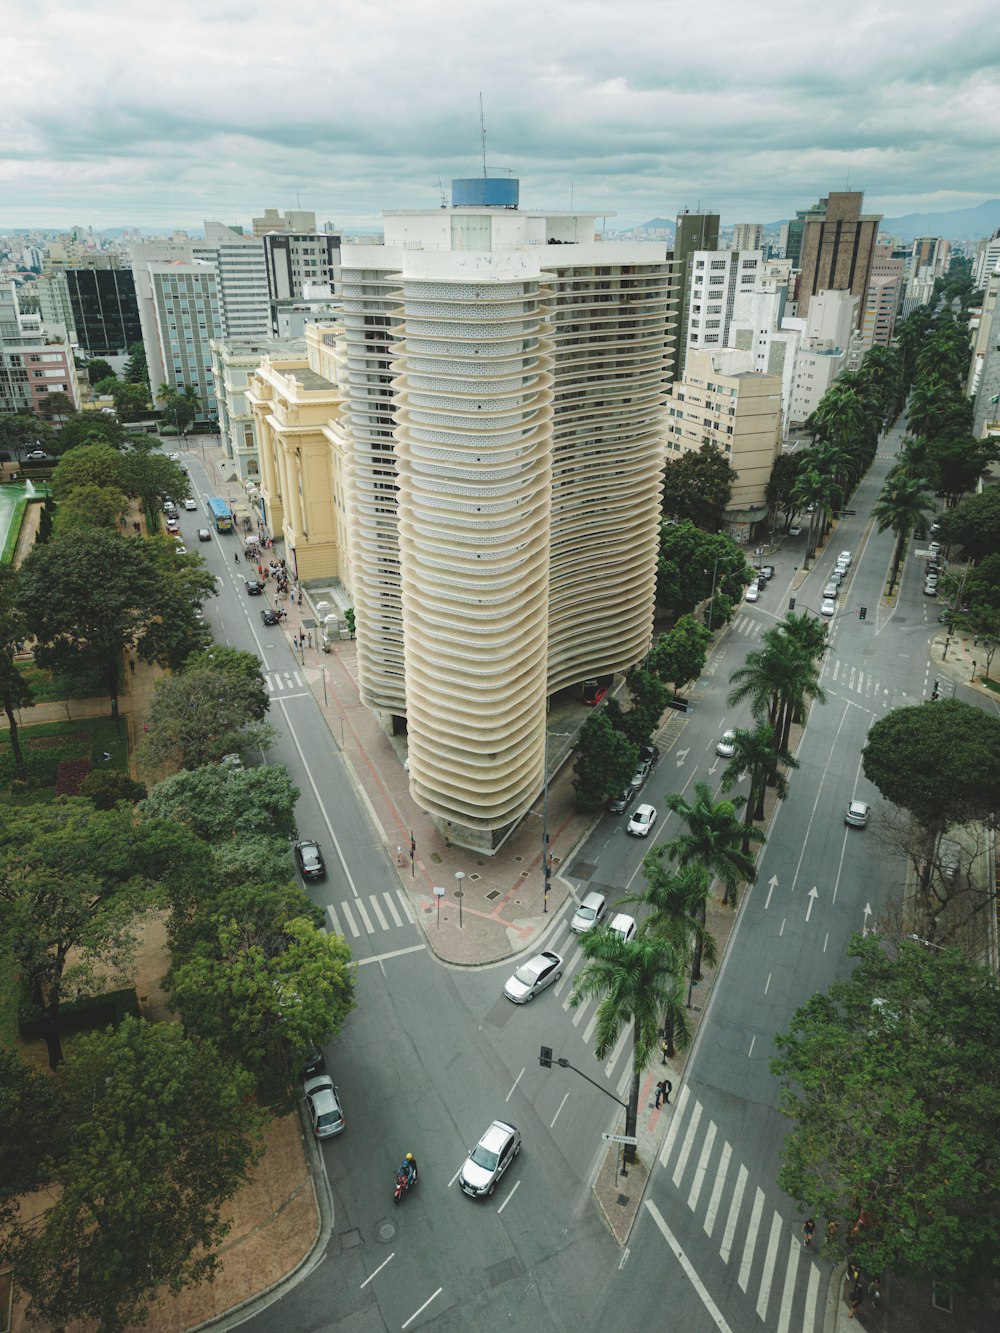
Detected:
[
  {"left": 50, "top": 442, "right": 123, "bottom": 499},
  {"left": 572, "top": 711, "right": 638, "bottom": 811},
  {"left": 5, "top": 1017, "right": 264, "bottom": 1333},
  {"left": 142, "top": 657, "right": 276, "bottom": 770},
  {"left": 0, "top": 412, "right": 54, "bottom": 462},
  {"left": 771, "top": 935, "right": 1000, "bottom": 1285},
  {"left": 661, "top": 443, "right": 734, "bottom": 531},
  {"left": 657, "top": 520, "right": 749, "bottom": 617},
  {"left": 0, "top": 799, "right": 203, "bottom": 1067},
  {"left": 141, "top": 763, "right": 301, "bottom": 844},
  {"left": 36, "top": 392, "right": 75, "bottom": 423},
  {"left": 59, "top": 482, "right": 130, "bottom": 533},
  {"left": 0, "top": 1048, "right": 61, "bottom": 1220},
  {"left": 0, "top": 564, "right": 33, "bottom": 782},
  {"left": 123, "top": 342, "right": 149, "bottom": 387},
  {"left": 935, "top": 486, "right": 1000, "bottom": 563},
  {"left": 169, "top": 916, "right": 356, "bottom": 1096},
  {"left": 86, "top": 358, "right": 116, "bottom": 384},
  {"left": 57, "top": 410, "right": 127, "bottom": 453},
  {"left": 117, "top": 449, "right": 191, "bottom": 516},
  {"left": 766, "top": 453, "right": 801, "bottom": 525},
  {"left": 17, "top": 530, "right": 210, "bottom": 715},
  {"left": 650, "top": 613, "right": 712, "bottom": 690},
  {"left": 186, "top": 647, "right": 272, "bottom": 721},
  {"left": 665, "top": 780, "right": 761, "bottom": 909}
]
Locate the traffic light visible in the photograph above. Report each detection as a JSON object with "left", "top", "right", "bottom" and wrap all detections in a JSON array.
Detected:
[
  {"left": 539, "top": 1046, "right": 553, "bottom": 1069},
  {"left": 859, "top": 606, "right": 867, "bottom": 621}
]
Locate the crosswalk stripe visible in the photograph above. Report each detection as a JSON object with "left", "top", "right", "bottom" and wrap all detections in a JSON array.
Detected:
[
  {"left": 658, "top": 1083, "right": 691, "bottom": 1168},
  {"left": 737, "top": 1186, "right": 764, "bottom": 1291},
  {"left": 326, "top": 904, "right": 342, "bottom": 936},
  {"left": 720, "top": 1162, "right": 747, "bottom": 1264},
  {"left": 755, "top": 1209, "right": 784, "bottom": 1321},
  {"left": 354, "top": 897, "right": 375, "bottom": 933},
  {"left": 703, "top": 1139, "right": 731, "bottom": 1239},
  {"left": 604, "top": 1025, "right": 630, "bottom": 1080},
  {"left": 582, "top": 1008, "right": 599, "bottom": 1042},
  {"left": 687, "top": 1120, "right": 717, "bottom": 1212},
  {"left": 803, "top": 1262, "right": 820, "bottom": 1329},
  {"left": 369, "top": 895, "right": 389, "bottom": 929},
  {"left": 396, "top": 890, "right": 415, "bottom": 924},
  {"left": 776, "top": 1234, "right": 802, "bottom": 1333},
  {"left": 382, "top": 891, "right": 403, "bottom": 927},
  {"left": 339, "top": 900, "right": 360, "bottom": 937},
  {"left": 672, "top": 1100, "right": 703, "bottom": 1189}
]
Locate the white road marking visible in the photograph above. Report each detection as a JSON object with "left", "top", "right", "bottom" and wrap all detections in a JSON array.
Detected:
[
  {"left": 369, "top": 895, "right": 389, "bottom": 930},
  {"left": 359, "top": 1252, "right": 394, "bottom": 1288},
  {"left": 496, "top": 1179, "right": 520, "bottom": 1214},
  {"left": 382, "top": 892, "right": 403, "bottom": 927},
  {"left": 756, "top": 1209, "right": 784, "bottom": 1320},
  {"left": 338, "top": 900, "right": 360, "bottom": 937},
  {"left": 776, "top": 1234, "right": 802, "bottom": 1333},
  {"left": 703, "top": 1140, "right": 731, "bottom": 1239},
  {"left": 401, "top": 1287, "right": 443, "bottom": 1328},
  {"left": 354, "top": 897, "right": 375, "bottom": 933},
  {"left": 720, "top": 1162, "right": 747, "bottom": 1263},
  {"left": 356, "top": 943, "right": 425, "bottom": 966},
  {"left": 672, "top": 1099, "right": 703, "bottom": 1189},
  {"left": 507, "top": 1068, "right": 524, "bottom": 1102},
  {"left": 645, "top": 1201, "right": 735, "bottom": 1333},
  {"left": 550, "top": 1091, "right": 570, "bottom": 1129},
  {"left": 737, "top": 1187, "right": 765, "bottom": 1291},
  {"left": 658, "top": 1083, "right": 691, "bottom": 1168},
  {"left": 687, "top": 1120, "right": 717, "bottom": 1212}
]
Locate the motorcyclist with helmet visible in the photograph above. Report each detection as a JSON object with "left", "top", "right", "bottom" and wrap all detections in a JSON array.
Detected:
[{"left": 399, "top": 1152, "right": 418, "bottom": 1186}]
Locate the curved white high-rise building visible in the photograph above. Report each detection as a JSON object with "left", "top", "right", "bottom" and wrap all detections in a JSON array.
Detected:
[{"left": 341, "top": 196, "right": 675, "bottom": 853}]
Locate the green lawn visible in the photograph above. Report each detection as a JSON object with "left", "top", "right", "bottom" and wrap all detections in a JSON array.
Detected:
[
  {"left": 0, "top": 716, "right": 129, "bottom": 804},
  {"left": 17, "top": 659, "right": 109, "bottom": 702}
]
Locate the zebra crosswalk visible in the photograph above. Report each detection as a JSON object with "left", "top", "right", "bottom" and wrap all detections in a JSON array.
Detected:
[
  {"left": 658, "top": 1084, "right": 823, "bottom": 1331},
  {"left": 264, "top": 669, "right": 307, "bottom": 695},
  {"left": 327, "top": 888, "right": 416, "bottom": 940},
  {"left": 824, "top": 658, "right": 890, "bottom": 708}
]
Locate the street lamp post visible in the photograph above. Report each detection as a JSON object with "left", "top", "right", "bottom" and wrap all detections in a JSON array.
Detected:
[
  {"left": 906, "top": 933, "right": 947, "bottom": 951},
  {"left": 705, "top": 555, "right": 721, "bottom": 631},
  {"left": 454, "top": 871, "right": 465, "bottom": 928}
]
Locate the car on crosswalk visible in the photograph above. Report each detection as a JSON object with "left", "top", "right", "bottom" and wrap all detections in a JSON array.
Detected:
[
  {"left": 571, "top": 891, "right": 608, "bottom": 934},
  {"left": 503, "top": 950, "right": 563, "bottom": 1003}
]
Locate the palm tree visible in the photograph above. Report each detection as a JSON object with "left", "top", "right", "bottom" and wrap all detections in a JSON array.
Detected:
[
  {"left": 665, "top": 781, "right": 761, "bottom": 911},
  {"left": 790, "top": 465, "right": 833, "bottom": 567},
  {"left": 729, "top": 625, "right": 826, "bottom": 753},
  {"left": 872, "top": 474, "right": 934, "bottom": 595},
  {"left": 720, "top": 721, "right": 798, "bottom": 849},
  {"left": 569, "top": 930, "right": 689, "bottom": 1161},
  {"left": 623, "top": 855, "right": 716, "bottom": 1052}
]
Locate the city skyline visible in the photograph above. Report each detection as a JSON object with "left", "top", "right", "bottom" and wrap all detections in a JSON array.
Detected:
[{"left": 4, "top": 0, "right": 999, "bottom": 233}]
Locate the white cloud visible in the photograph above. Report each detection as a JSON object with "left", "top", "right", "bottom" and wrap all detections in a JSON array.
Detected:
[{"left": 2, "top": 0, "right": 999, "bottom": 230}]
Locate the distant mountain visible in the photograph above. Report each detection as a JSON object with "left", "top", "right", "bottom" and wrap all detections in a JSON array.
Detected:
[
  {"left": 638, "top": 217, "right": 675, "bottom": 236},
  {"left": 880, "top": 199, "right": 1000, "bottom": 241}
]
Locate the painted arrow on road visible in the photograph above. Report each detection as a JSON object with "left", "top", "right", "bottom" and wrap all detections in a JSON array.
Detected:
[
  {"left": 862, "top": 902, "right": 873, "bottom": 935},
  {"left": 764, "top": 875, "right": 778, "bottom": 910},
  {"left": 675, "top": 748, "right": 689, "bottom": 767},
  {"left": 805, "top": 886, "right": 818, "bottom": 921}
]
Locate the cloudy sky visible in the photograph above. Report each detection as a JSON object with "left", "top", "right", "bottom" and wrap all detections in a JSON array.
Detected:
[{"left": 4, "top": 0, "right": 999, "bottom": 234}]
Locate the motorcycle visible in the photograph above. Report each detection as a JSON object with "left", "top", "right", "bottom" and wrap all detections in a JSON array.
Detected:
[{"left": 393, "top": 1166, "right": 417, "bottom": 1204}]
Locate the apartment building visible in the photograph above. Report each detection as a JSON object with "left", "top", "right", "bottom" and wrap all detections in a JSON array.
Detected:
[
  {"left": 786, "top": 290, "right": 857, "bottom": 426},
  {"left": 666, "top": 347, "right": 782, "bottom": 541},
  {"left": 731, "top": 223, "right": 763, "bottom": 251},
  {"left": 685, "top": 249, "right": 764, "bottom": 361},
  {"left": 796, "top": 192, "right": 881, "bottom": 328},
  {"left": 859, "top": 242, "right": 904, "bottom": 350},
  {"left": 973, "top": 229, "right": 1000, "bottom": 290},
  {"left": 671, "top": 210, "right": 720, "bottom": 381},
  {"left": 249, "top": 182, "right": 676, "bottom": 853},
  {"left": 0, "top": 281, "right": 79, "bottom": 417}
]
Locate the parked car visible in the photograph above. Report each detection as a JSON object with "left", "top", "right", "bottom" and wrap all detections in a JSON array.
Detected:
[
  {"left": 261, "top": 608, "right": 282, "bottom": 626},
  {"left": 459, "top": 1120, "right": 521, "bottom": 1197},
  {"left": 820, "top": 598, "right": 837, "bottom": 617},
  {"left": 25, "top": 449, "right": 48, "bottom": 461},
  {"left": 503, "top": 950, "right": 563, "bottom": 1003},
  {"left": 174, "top": 545, "right": 187, "bottom": 554},
  {"left": 245, "top": 579, "right": 264, "bottom": 595},
  {"left": 639, "top": 743, "right": 660, "bottom": 769},
  {"left": 716, "top": 729, "right": 737, "bottom": 758},
  {"left": 626, "top": 804, "right": 657, "bottom": 837},
  {"left": 788, "top": 524, "right": 802, "bottom": 537},
  {"left": 184, "top": 497, "right": 197, "bottom": 510},
  {"left": 293, "top": 838, "right": 326, "bottom": 880},
  {"left": 760, "top": 565, "right": 775, "bottom": 581},
  {"left": 845, "top": 799, "right": 870, "bottom": 828},
  {"left": 300, "top": 1044, "right": 326, "bottom": 1079},
  {"left": 744, "top": 584, "right": 759, "bottom": 603},
  {"left": 838, "top": 550, "right": 852, "bottom": 566},
  {"left": 823, "top": 583, "right": 839, "bottom": 600},
  {"left": 304, "top": 1074, "right": 345, "bottom": 1138},
  {"left": 609, "top": 783, "right": 639, "bottom": 814},
  {"left": 571, "top": 891, "right": 608, "bottom": 934},
  {"left": 608, "top": 913, "right": 638, "bottom": 942},
  {"left": 923, "top": 583, "right": 938, "bottom": 597}
]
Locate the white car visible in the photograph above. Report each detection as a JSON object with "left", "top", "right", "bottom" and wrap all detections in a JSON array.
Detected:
[
  {"left": 845, "top": 800, "right": 870, "bottom": 828},
  {"left": 788, "top": 524, "right": 803, "bottom": 537},
  {"left": 838, "top": 550, "right": 852, "bottom": 566},
  {"left": 745, "top": 584, "right": 759, "bottom": 603},
  {"left": 608, "top": 913, "right": 637, "bottom": 942},
  {"left": 627, "top": 804, "right": 657, "bottom": 837},
  {"left": 503, "top": 950, "right": 563, "bottom": 1003},
  {"left": 823, "top": 582, "right": 839, "bottom": 600},
  {"left": 459, "top": 1120, "right": 521, "bottom": 1198},
  {"left": 571, "top": 891, "right": 607, "bottom": 934},
  {"left": 716, "top": 729, "right": 737, "bottom": 758},
  {"left": 184, "top": 498, "right": 197, "bottom": 510},
  {"left": 304, "top": 1074, "right": 345, "bottom": 1138},
  {"left": 820, "top": 598, "right": 836, "bottom": 618}
]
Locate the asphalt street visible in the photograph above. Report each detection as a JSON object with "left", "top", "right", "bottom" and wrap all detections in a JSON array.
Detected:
[{"left": 169, "top": 427, "right": 985, "bottom": 1332}]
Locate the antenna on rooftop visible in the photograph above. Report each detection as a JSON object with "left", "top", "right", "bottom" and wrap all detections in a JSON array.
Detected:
[
  {"left": 438, "top": 177, "right": 447, "bottom": 208},
  {"left": 480, "top": 93, "right": 487, "bottom": 178}
]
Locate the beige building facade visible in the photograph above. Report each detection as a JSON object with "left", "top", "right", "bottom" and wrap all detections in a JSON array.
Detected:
[{"left": 666, "top": 347, "right": 782, "bottom": 541}]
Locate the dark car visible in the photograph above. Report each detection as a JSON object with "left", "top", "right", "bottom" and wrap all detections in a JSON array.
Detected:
[
  {"left": 261, "top": 608, "right": 281, "bottom": 626},
  {"left": 245, "top": 579, "right": 264, "bottom": 596},
  {"left": 609, "top": 783, "right": 639, "bottom": 814},
  {"left": 294, "top": 839, "right": 326, "bottom": 880}
]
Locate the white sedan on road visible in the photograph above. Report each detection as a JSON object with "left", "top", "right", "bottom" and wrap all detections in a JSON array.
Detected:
[
  {"left": 503, "top": 950, "right": 563, "bottom": 1003},
  {"left": 627, "top": 804, "right": 657, "bottom": 837}
]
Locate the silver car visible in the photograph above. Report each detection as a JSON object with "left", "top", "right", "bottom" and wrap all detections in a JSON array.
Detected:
[
  {"left": 304, "top": 1074, "right": 345, "bottom": 1138},
  {"left": 820, "top": 598, "right": 836, "bottom": 618},
  {"left": 460, "top": 1120, "right": 521, "bottom": 1197},
  {"left": 571, "top": 891, "right": 607, "bottom": 934},
  {"left": 845, "top": 800, "right": 870, "bottom": 828},
  {"left": 503, "top": 950, "right": 563, "bottom": 1003}
]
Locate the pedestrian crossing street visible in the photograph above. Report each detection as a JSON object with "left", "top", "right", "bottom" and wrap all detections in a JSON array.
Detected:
[
  {"left": 326, "top": 888, "right": 417, "bottom": 940},
  {"left": 656, "top": 1084, "right": 823, "bottom": 1332}
]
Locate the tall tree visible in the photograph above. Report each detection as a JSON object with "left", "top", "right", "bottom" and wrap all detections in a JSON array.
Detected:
[
  {"left": 142, "top": 658, "right": 276, "bottom": 769},
  {"left": 36, "top": 391, "right": 75, "bottom": 423},
  {"left": 570, "top": 929, "right": 689, "bottom": 1162},
  {"left": 0, "top": 565, "right": 33, "bottom": 782},
  {"left": 573, "top": 712, "right": 638, "bottom": 811},
  {"left": 123, "top": 341, "right": 149, "bottom": 388},
  {"left": 0, "top": 800, "right": 202, "bottom": 1067},
  {"left": 57, "top": 411, "right": 126, "bottom": 453},
  {"left": 158, "top": 382, "right": 200, "bottom": 435},
  {"left": 17, "top": 529, "right": 212, "bottom": 716},
  {"left": 50, "top": 442, "right": 123, "bottom": 499},
  {"left": 650, "top": 614, "right": 712, "bottom": 691},
  {"left": 657, "top": 520, "right": 749, "bottom": 617},
  {"left": 771, "top": 935, "right": 1000, "bottom": 1286},
  {"left": 0, "top": 412, "right": 54, "bottom": 463},
  {"left": 60, "top": 482, "right": 130, "bottom": 532},
  {"left": 665, "top": 780, "right": 761, "bottom": 910},
  {"left": 661, "top": 443, "right": 734, "bottom": 531},
  {"left": 140, "top": 763, "right": 301, "bottom": 844},
  {"left": 720, "top": 720, "right": 797, "bottom": 849},
  {"left": 86, "top": 358, "right": 116, "bottom": 385},
  {"left": 5, "top": 1018, "right": 264, "bottom": 1333},
  {"left": 872, "top": 473, "right": 934, "bottom": 595},
  {"left": 935, "top": 486, "right": 1000, "bottom": 562}
]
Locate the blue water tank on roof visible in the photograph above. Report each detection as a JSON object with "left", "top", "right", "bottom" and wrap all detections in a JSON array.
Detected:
[{"left": 451, "top": 178, "right": 519, "bottom": 208}]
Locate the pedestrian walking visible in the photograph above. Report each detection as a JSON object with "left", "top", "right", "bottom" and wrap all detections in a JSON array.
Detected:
[
  {"left": 257, "top": 563, "right": 263, "bottom": 577},
  {"left": 290, "top": 588, "right": 296, "bottom": 603},
  {"left": 660, "top": 1077, "right": 672, "bottom": 1104},
  {"left": 307, "top": 631, "right": 312, "bottom": 648},
  {"left": 847, "top": 1280, "right": 864, "bottom": 1319},
  {"left": 234, "top": 551, "right": 240, "bottom": 563},
  {"left": 868, "top": 1276, "right": 883, "bottom": 1307},
  {"left": 654, "top": 1080, "right": 667, "bottom": 1109},
  {"left": 802, "top": 1218, "right": 815, "bottom": 1247},
  {"left": 129, "top": 658, "right": 136, "bottom": 676}
]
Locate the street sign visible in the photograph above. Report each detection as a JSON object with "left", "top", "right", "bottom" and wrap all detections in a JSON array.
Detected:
[{"left": 602, "top": 1132, "right": 638, "bottom": 1146}]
